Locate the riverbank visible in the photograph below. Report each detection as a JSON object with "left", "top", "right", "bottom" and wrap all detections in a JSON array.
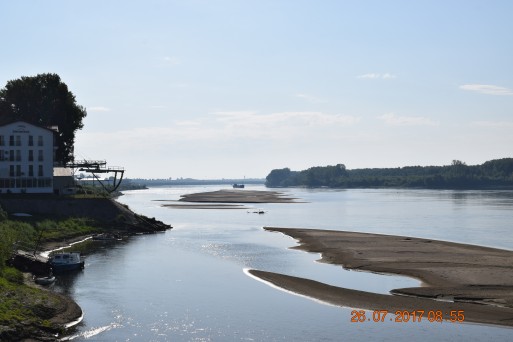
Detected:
[
  {"left": 0, "top": 196, "right": 172, "bottom": 340},
  {"left": 249, "top": 227, "right": 513, "bottom": 327}
]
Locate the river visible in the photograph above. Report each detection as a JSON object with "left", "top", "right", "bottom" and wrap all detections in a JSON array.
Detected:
[{"left": 58, "top": 185, "right": 513, "bottom": 341}]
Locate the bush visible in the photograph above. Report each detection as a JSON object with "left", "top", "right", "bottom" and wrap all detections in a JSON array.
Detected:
[
  {"left": 0, "top": 221, "right": 37, "bottom": 270},
  {"left": 2, "top": 267, "right": 23, "bottom": 284},
  {"left": 0, "top": 205, "right": 7, "bottom": 222}
]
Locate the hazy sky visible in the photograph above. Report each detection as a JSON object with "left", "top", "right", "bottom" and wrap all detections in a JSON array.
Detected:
[{"left": 1, "top": 1, "right": 512, "bottom": 179}]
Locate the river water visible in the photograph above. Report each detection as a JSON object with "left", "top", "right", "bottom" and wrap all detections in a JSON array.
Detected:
[{"left": 57, "top": 185, "right": 513, "bottom": 341}]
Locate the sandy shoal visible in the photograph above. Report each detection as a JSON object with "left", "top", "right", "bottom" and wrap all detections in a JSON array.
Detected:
[
  {"left": 248, "top": 227, "right": 513, "bottom": 327},
  {"left": 178, "top": 189, "right": 299, "bottom": 203},
  {"left": 163, "top": 203, "right": 249, "bottom": 209}
]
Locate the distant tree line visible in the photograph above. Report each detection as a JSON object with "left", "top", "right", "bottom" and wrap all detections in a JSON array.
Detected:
[{"left": 265, "top": 159, "right": 513, "bottom": 189}]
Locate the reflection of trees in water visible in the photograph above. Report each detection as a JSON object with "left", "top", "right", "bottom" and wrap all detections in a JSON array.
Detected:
[{"left": 450, "top": 190, "right": 513, "bottom": 208}]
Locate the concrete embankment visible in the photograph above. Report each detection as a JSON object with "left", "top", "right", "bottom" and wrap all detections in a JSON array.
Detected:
[{"left": 0, "top": 196, "right": 170, "bottom": 232}]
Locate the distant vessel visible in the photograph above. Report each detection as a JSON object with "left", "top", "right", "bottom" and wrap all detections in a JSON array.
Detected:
[
  {"left": 49, "top": 252, "right": 85, "bottom": 272},
  {"left": 232, "top": 184, "right": 245, "bottom": 188}
]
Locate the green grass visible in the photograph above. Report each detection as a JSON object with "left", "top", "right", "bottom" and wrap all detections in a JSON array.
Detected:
[
  {"left": 1, "top": 217, "right": 100, "bottom": 267},
  {"left": 35, "top": 217, "right": 100, "bottom": 241},
  {"left": 0, "top": 273, "right": 64, "bottom": 339},
  {"left": 0, "top": 272, "right": 56, "bottom": 325}
]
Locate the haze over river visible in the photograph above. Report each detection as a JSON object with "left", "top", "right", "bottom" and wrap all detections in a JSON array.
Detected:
[{"left": 58, "top": 185, "right": 513, "bottom": 341}]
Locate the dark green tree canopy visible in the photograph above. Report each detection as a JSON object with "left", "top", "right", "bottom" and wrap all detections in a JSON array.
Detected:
[
  {"left": 265, "top": 159, "right": 513, "bottom": 189},
  {"left": 0, "top": 73, "right": 87, "bottom": 164}
]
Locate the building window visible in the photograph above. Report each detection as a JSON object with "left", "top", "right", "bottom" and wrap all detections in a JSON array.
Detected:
[
  {"left": 38, "top": 136, "right": 43, "bottom": 146},
  {"left": 28, "top": 135, "right": 34, "bottom": 146},
  {"left": 38, "top": 165, "right": 43, "bottom": 177},
  {"left": 16, "top": 150, "right": 21, "bottom": 162},
  {"left": 0, "top": 136, "right": 4, "bottom": 146},
  {"left": 0, "top": 150, "right": 4, "bottom": 161},
  {"left": 16, "top": 165, "right": 21, "bottom": 177},
  {"left": 9, "top": 150, "right": 14, "bottom": 162},
  {"left": 28, "top": 150, "right": 33, "bottom": 161},
  {"left": 9, "top": 165, "right": 14, "bottom": 177},
  {"left": 38, "top": 150, "right": 44, "bottom": 162},
  {"left": 9, "top": 136, "right": 14, "bottom": 146},
  {"left": 29, "top": 165, "right": 34, "bottom": 177},
  {"left": 15, "top": 136, "right": 21, "bottom": 146}
]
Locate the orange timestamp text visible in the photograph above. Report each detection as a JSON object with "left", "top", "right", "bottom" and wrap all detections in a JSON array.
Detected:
[{"left": 350, "top": 309, "right": 465, "bottom": 323}]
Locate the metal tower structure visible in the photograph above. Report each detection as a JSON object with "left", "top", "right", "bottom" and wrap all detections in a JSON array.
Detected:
[{"left": 68, "top": 160, "right": 125, "bottom": 193}]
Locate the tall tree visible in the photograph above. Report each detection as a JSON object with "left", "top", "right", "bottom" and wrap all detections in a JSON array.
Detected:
[{"left": 0, "top": 73, "right": 87, "bottom": 164}]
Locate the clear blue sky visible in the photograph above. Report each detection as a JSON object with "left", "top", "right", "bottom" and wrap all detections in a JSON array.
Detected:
[{"left": 1, "top": 1, "right": 512, "bottom": 178}]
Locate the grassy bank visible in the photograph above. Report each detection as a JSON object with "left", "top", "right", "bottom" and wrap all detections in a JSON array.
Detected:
[
  {"left": 0, "top": 270, "right": 68, "bottom": 340},
  {"left": 0, "top": 217, "right": 95, "bottom": 340}
]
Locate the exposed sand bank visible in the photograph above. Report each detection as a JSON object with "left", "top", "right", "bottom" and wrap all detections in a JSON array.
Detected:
[
  {"left": 162, "top": 203, "right": 249, "bottom": 209},
  {"left": 248, "top": 227, "right": 513, "bottom": 327},
  {"left": 177, "top": 189, "right": 299, "bottom": 204}
]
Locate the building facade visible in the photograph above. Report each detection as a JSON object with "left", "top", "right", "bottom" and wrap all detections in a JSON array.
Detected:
[{"left": 0, "top": 121, "right": 55, "bottom": 193}]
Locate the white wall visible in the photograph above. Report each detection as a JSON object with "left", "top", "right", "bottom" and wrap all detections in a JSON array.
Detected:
[{"left": 0, "top": 121, "right": 54, "bottom": 193}]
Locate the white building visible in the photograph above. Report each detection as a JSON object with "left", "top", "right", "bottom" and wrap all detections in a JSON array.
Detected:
[{"left": 0, "top": 121, "right": 55, "bottom": 193}]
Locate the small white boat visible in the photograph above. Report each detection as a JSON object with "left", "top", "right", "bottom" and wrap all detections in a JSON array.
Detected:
[{"left": 35, "top": 275, "right": 56, "bottom": 285}]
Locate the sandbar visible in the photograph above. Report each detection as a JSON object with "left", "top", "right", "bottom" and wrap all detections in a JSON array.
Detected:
[
  {"left": 248, "top": 227, "right": 513, "bottom": 327},
  {"left": 178, "top": 189, "right": 299, "bottom": 204},
  {"left": 162, "top": 203, "right": 249, "bottom": 209}
]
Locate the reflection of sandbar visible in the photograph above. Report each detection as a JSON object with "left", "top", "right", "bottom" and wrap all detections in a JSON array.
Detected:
[{"left": 248, "top": 227, "right": 513, "bottom": 327}]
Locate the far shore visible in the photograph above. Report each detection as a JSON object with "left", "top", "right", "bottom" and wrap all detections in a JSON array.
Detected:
[{"left": 249, "top": 227, "right": 513, "bottom": 327}]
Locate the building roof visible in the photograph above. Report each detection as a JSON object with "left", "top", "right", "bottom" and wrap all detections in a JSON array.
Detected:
[{"left": 0, "top": 120, "right": 58, "bottom": 133}]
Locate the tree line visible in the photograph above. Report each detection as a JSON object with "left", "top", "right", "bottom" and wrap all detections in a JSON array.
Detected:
[{"left": 265, "top": 159, "right": 513, "bottom": 189}]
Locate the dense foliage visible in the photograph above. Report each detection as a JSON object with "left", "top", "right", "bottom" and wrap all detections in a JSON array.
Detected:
[
  {"left": 265, "top": 159, "right": 513, "bottom": 189},
  {"left": 0, "top": 73, "right": 87, "bottom": 164},
  {"left": 0, "top": 220, "right": 37, "bottom": 269}
]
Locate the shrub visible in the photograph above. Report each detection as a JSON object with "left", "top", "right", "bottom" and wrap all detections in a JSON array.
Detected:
[{"left": 2, "top": 267, "right": 23, "bottom": 284}]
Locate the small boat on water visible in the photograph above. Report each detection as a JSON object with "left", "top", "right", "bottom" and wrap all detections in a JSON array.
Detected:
[
  {"left": 233, "top": 184, "right": 245, "bottom": 188},
  {"left": 34, "top": 275, "right": 56, "bottom": 285},
  {"left": 49, "top": 252, "right": 85, "bottom": 272}
]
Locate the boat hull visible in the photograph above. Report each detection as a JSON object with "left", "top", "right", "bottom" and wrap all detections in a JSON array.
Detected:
[
  {"left": 50, "top": 261, "right": 84, "bottom": 272},
  {"left": 49, "top": 252, "right": 85, "bottom": 273}
]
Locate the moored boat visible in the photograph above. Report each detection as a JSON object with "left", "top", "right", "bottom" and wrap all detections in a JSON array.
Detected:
[
  {"left": 34, "top": 275, "right": 56, "bottom": 285},
  {"left": 49, "top": 252, "right": 85, "bottom": 272}
]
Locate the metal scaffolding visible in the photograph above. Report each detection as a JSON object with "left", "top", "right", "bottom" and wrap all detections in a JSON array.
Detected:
[{"left": 68, "top": 160, "right": 125, "bottom": 193}]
